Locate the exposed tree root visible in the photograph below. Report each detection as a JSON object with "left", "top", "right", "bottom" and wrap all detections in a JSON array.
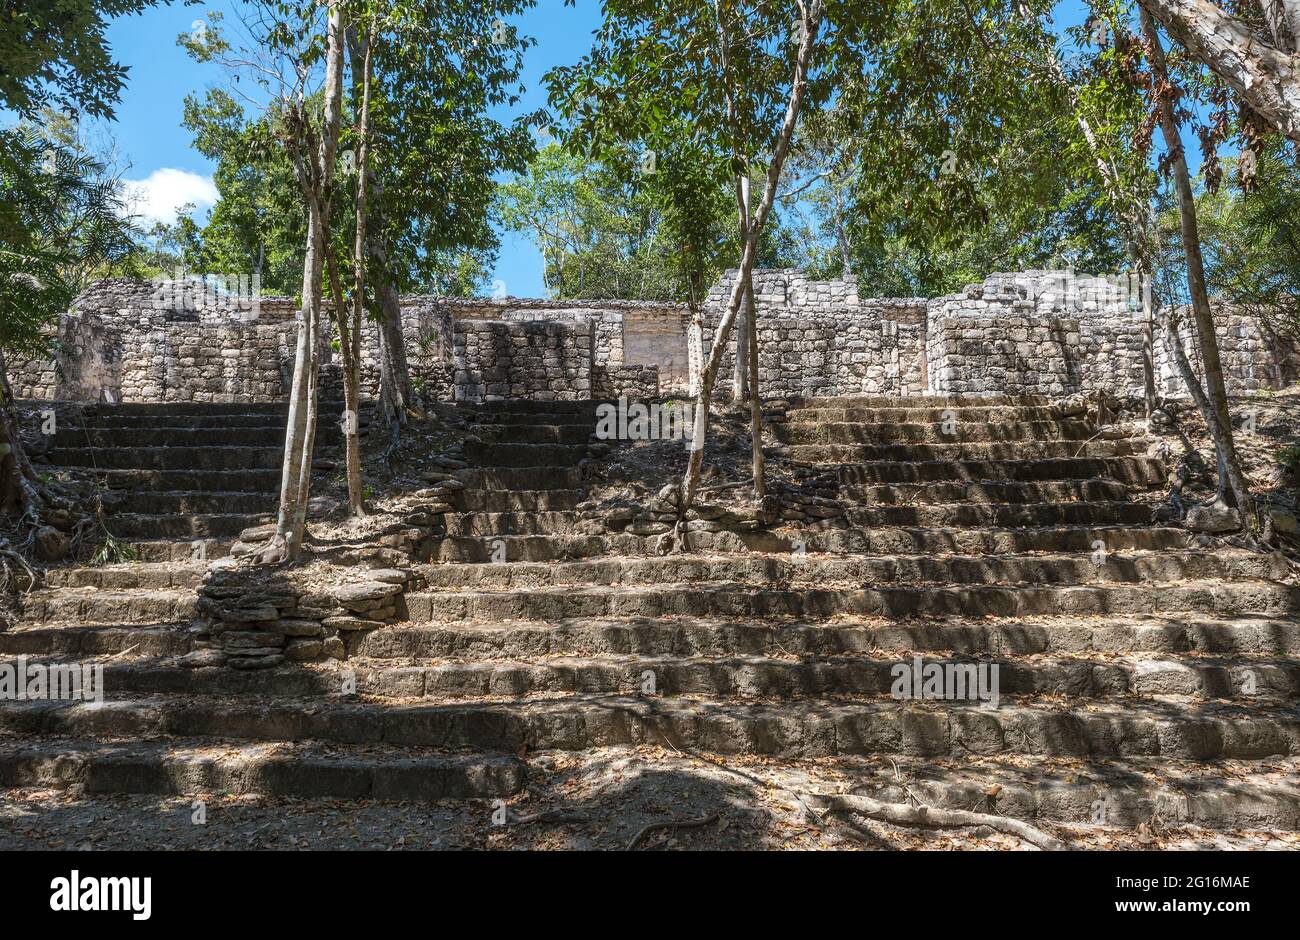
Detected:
[
  {"left": 252, "top": 534, "right": 291, "bottom": 566},
  {"left": 807, "top": 793, "right": 1070, "bottom": 851},
  {"left": 625, "top": 812, "right": 720, "bottom": 850}
]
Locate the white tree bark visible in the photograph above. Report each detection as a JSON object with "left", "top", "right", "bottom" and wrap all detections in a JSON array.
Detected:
[
  {"left": 1138, "top": 0, "right": 1300, "bottom": 142},
  {"left": 265, "top": 0, "right": 346, "bottom": 563},
  {"left": 675, "top": 0, "right": 823, "bottom": 538}
]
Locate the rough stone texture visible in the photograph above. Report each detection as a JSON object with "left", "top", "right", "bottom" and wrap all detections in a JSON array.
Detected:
[
  {"left": 703, "top": 269, "right": 928, "bottom": 398},
  {"left": 11, "top": 271, "right": 1297, "bottom": 406},
  {"left": 453, "top": 319, "right": 593, "bottom": 402}
]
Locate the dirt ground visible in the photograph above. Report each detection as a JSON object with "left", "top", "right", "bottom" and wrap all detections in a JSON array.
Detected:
[{"left": 2, "top": 747, "right": 1296, "bottom": 851}]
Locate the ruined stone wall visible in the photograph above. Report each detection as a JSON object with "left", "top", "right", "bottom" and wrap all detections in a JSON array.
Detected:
[
  {"left": 10, "top": 272, "right": 1296, "bottom": 406},
  {"left": 1157, "top": 304, "right": 1300, "bottom": 396},
  {"left": 925, "top": 272, "right": 1150, "bottom": 397},
  {"left": 453, "top": 319, "right": 593, "bottom": 401},
  {"left": 700, "top": 269, "right": 929, "bottom": 398}
]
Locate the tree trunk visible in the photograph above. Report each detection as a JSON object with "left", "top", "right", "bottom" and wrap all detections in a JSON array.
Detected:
[
  {"left": 0, "top": 349, "right": 27, "bottom": 520},
  {"left": 264, "top": 1, "right": 346, "bottom": 563},
  {"left": 1160, "top": 309, "right": 1257, "bottom": 533},
  {"left": 675, "top": 0, "right": 823, "bottom": 538},
  {"left": 745, "top": 273, "right": 765, "bottom": 500},
  {"left": 327, "top": 254, "right": 365, "bottom": 516},
  {"left": 270, "top": 195, "right": 322, "bottom": 561},
  {"left": 1137, "top": 0, "right": 1300, "bottom": 143},
  {"left": 366, "top": 168, "right": 414, "bottom": 434},
  {"left": 1140, "top": 267, "right": 1157, "bottom": 420},
  {"left": 833, "top": 185, "right": 852, "bottom": 278},
  {"left": 1143, "top": 7, "right": 1239, "bottom": 501},
  {"left": 686, "top": 272, "right": 705, "bottom": 397}
]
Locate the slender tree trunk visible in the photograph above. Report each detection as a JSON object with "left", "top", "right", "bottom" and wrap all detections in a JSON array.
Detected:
[
  {"left": 1143, "top": 7, "right": 1239, "bottom": 501},
  {"left": 327, "top": 254, "right": 365, "bottom": 515},
  {"left": 833, "top": 185, "right": 852, "bottom": 278},
  {"left": 746, "top": 274, "right": 765, "bottom": 500},
  {"left": 1160, "top": 309, "right": 1257, "bottom": 533},
  {"left": 264, "top": 0, "right": 346, "bottom": 563},
  {"left": 0, "top": 349, "right": 28, "bottom": 520},
  {"left": 270, "top": 194, "right": 321, "bottom": 561},
  {"left": 675, "top": 0, "right": 822, "bottom": 538},
  {"left": 686, "top": 272, "right": 705, "bottom": 397},
  {"left": 1140, "top": 267, "right": 1157, "bottom": 419},
  {"left": 732, "top": 176, "right": 752, "bottom": 404}
]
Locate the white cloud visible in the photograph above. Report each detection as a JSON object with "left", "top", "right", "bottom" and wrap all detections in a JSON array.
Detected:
[{"left": 119, "top": 168, "right": 218, "bottom": 225}]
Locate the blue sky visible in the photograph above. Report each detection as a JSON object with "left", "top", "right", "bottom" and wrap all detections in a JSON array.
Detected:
[
  {"left": 89, "top": 0, "right": 1161, "bottom": 297},
  {"left": 101, "top": 0, "right": 606, "bottom": 296}
]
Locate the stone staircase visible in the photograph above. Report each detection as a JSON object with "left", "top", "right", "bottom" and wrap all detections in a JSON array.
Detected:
[{"left": 3, "top": 395, "right": 1300, "bottom": 837}]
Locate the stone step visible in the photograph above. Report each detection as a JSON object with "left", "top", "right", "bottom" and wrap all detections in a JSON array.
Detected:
[
  {"left": 79, "top": 413, "right": 341, "bottom": 429},
  {"left": 118, "top": 538, "right": 233, "bottom": 563},
  {"left": 1, "top": 694, "right": 1295, "bottom": 760},
  {"left": 444, "top": 501, "right": 1156, "bottom": 536},
  {"left": 772, "top": 420, "right": 1103, "bottom": 445},
  {"left": 102, "top": 490, "right": 277, "bottom": 516},
  {"left": 53, "top": 650, "right": 1300, "bottom": 704},
  {"left": 0, "top": 740, "right": 523, "bottom": 800},
  {"left": 349, "top": 614, "right": 1300, "bottom": 660},
  {"left": 783, "top": 439, "right": 1141, "bottom": 462},
  {"left": 45, "top": 563, "right": 204, "bottom": 590},
  {"left": 96, "top": 468, "right": 282, "bottom": 492},
  {"left": 0, "top": 624, "right": 193, "bottom": 657},
  {"left": 795, "top": 755, "right": 1300, "bottom": 829},
  {"left": 78, "top": 401, "right": 346, "bottom": 417},
  {"left": 346, "top": 652, "right": 1300, "bottom": 703},
  {"left": 839, "top": 500, "right": 1154, "bottom": 528},
  {"left": 44, "top": 446, "right": 286, "bottom": 471},
  {"left": 785, "top": 394, "right": 1054, "bottom": 409},
  {"left": 430, "top": 525, "right": 1190, "bottom": 562},
  {"left": 470, "top": 424, "right": 593, "bottom": 445},
  {"left": 471, "top": 399, "right": 606, "bottom": 415},
  {"left": 51, "top": 426, "right": 341, "bottom": 448},
  {"left": 462, "top": 442, "right": 590, "bottom": 468},
  {"left": 403, "top": 580, "right": 1300, "bottom": 622},
  {"left": 454, "top": 466, "right": 584, "bottom": 491},
  {"left": 780, "top": 404, "right": 1082, "bottom": 424},
  {"left": 414, "top": 551, "right": 1288, "bottom": 591},
  {"left": 835, "top": 479, "right": 1130, "bottom": 504},
  {"left": 442, "top": 511, "right": 593, "bottom": 537},
  {"left": 18, "top": 588, "right": 198, "bottom": 624},
  {"left": 104, "top": 512, "right": 270, "bottom": 539},
  {"left": 831, "top": 457, "right": 1166, "bottom": 486},
  {"left": 469, "top": 412, "right": 601, "bottom": 426},
  {"left": 447, "top": 489, "right": 585, "bottom": 513}
]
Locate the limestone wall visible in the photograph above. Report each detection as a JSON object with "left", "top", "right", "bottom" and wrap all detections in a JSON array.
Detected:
[
  {"left": 700, "top": 269, "right": 929, "bottom": 398},
  {"left": 925, "top": 272, "right": 1150, "bottom": 397},
  {"left": 9, "top": 271, "right": 1296, "bottom": 406},
  {"left": 453, "top": 319, "right": 593, "bottom": 401}
]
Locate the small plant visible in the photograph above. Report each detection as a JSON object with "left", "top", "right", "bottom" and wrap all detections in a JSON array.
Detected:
[
  {"left": 1278, "top": 444, "right": 1300, "bottom": 471},
  {"left": 90, "top": 531, "right": 139, "bottom": 567}
]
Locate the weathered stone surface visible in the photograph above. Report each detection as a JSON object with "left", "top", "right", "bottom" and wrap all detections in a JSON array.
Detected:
[
  {"left": 1186, "top": 501, "right": 1242, "bottom": 534},
  {"left": 33, "top": 526, "right": 70, "bottom": 562},
  {"left": 323, "top": 615, "right": 386, "bottom": 632},
  {"left": 257, "top": 618, "right": 324, "bottom": 637}
]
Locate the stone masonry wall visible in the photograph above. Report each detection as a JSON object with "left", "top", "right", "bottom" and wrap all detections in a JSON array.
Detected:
[
  {"left": 453, "top": 319, "right": 593, "bottom": 401},
  {"left": 9, "top": 272, "right": 1297, "bottom": 406},
  {"left": 925, "top": 272, "right": 1148, "bottom": 397},
  {"left": 701, "top": 269, "right": 929, "bottom": 398}
]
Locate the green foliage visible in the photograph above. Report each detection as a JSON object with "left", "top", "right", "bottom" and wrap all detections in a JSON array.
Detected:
[
  {"left": 0, "top": 0, "right": 165, "bottom": 120},
  {"left": 0, "top": 129, "right": 135, "bottom": 355},
  {"left": 178, "top": 90, "right": 305, "bottom": 295},
  {"left": 1197, "top": 139, "right": 1300, "bottom": 339}
]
